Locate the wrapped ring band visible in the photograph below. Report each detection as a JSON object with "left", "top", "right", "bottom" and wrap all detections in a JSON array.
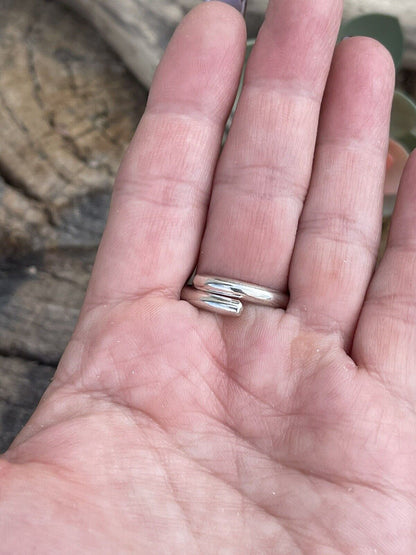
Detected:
[
  {"left": 181, "top": 274, "right": 289, "bottom": 317},
  {"left": 181, "top": 287, "right": 243, "bottom": 316}
]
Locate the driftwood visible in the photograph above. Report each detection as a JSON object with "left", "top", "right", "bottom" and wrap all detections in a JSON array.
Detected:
[
  {"left": 59, "top": 0, "right": 416, "bottom": 89},
  {"left": 0, "top": 247, "right": 96, "bottom": 452},
  {"left": 0, "top": 0, "right": 146, "bottom": 257},
  {"left": 0, "top": 0, "right": 147, "bottom": 451},
  {"left": 0, "top": 355, "right": 55, "bottom": 452}
]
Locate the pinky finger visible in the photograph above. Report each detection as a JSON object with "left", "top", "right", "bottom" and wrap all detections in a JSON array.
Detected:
[{"left": 352, "top": 150, "right": 416, "bottom": 403}]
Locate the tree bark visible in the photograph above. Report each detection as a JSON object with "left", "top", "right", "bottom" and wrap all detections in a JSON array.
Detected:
[{"left": 58, "top": 0, "right": 416, "bottom": 88}]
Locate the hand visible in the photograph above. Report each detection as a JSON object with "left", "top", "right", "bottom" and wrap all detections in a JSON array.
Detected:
[{"left": 2, "top": 1, "right": 415, "bottom": 552}]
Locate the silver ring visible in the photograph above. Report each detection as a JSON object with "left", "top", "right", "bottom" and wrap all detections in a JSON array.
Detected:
[
  {"left": 181, "top": 274, "right": 288, "bottom": 316},
  {"left": 181, "top": 286, "right": 243, "bottom": 317}
]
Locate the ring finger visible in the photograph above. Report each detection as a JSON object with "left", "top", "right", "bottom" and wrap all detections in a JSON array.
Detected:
[{"left": 197, "top": 0, "right": 342, "bottom": 293}]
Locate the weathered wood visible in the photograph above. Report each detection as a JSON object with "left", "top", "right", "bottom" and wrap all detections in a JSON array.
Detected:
[
  {"left": 0, "top": 0, "right": 147, "bottom": 448},
  {"left": 0, "top": 0, "right": 146, "bottom": 256},
  {"left": 0, "top": 246, "right": 97, "bottom": 452},
  {"left": 0, "top": 246, "right": 97, "bottom": 451},
  {"left": 0, "top": 356, "right": 55, "bottom": 453},
  {"left": 0, "top": 177, "right": 54, "bottom": 257},
  {"left": 58, "top": 0, "right": 416, "bottom": 89},
  {"left": 0, "top": 248, "right": 95, "bottom": 364}
]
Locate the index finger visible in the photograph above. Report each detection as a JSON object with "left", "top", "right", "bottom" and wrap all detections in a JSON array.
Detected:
[{"left": 85, "top": 2, "right": 246, "bottom": 307}]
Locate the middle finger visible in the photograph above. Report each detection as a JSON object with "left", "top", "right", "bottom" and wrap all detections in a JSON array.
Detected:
[{"left": 197, "top": 0, "right": 342, "bottom": 293}]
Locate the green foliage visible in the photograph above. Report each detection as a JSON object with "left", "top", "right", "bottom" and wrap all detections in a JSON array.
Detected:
[
  {"left": 338, "top": 14, "right": 404, "bottom": 69},
  {"left": 390, "top": 91, "right": 416, "bottom": 151}
]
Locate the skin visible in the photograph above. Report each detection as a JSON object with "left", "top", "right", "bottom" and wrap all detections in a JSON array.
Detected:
[{"left": 1, "top": 0, "right": 416, "bottom": 552}]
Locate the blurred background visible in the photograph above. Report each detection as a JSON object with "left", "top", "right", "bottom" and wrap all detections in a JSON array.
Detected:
[{"left": 1, "top": 0, "right": 416, "bottom": 452}]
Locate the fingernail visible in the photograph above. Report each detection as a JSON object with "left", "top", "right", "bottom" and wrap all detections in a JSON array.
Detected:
[{"left": 203, "top": 0, "right": 247, "bottom": 16}]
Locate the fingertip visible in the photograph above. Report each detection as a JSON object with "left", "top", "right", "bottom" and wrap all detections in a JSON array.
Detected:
[
  {"left": 387, "top": 147, "right": 416, "bottom": 248},
  {"left": 335, "top": 36, "right": 395, "bottom": 96},
  {"left": 320, "top": 36, "right": 395, "bottom": 147},
  {"left": 148, "top": 1, "right": 246, "bottom": 115},
  {"left": 180, "top": 1, "right": 247, "bottom": 42}
]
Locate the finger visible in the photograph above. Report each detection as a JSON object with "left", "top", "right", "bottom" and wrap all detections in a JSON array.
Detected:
[
  {"left": 85, "top": 3, "right": 246, "bottom": 305},
  {"left": 196, "top": 0, "right": 342, "bottom": 291},
  {"left": 352, "top": 151, "right": 416, "bottom": 403},
  {"left": 287, "top": 38, "right": 395, "bottom": 345}
]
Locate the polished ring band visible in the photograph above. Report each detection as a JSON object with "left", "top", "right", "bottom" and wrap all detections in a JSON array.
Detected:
[{"left": 181, "top": 274, "right": 289, "bottom": 317}]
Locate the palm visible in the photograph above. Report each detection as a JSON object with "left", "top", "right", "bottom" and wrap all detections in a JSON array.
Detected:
[
  {"left": 2, "top": 0, "right": 416, "bottom": 552},
  {"left": 3, "top": 300, "right": 413, "bottom": 552}
]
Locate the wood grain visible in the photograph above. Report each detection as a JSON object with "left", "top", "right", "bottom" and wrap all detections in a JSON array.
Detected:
[
  {"left": 0, "top": 0, "right": 146, "bottom": 254},
  {"left": 0, "top": 0, "right": 147, "bottom": 451}
]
